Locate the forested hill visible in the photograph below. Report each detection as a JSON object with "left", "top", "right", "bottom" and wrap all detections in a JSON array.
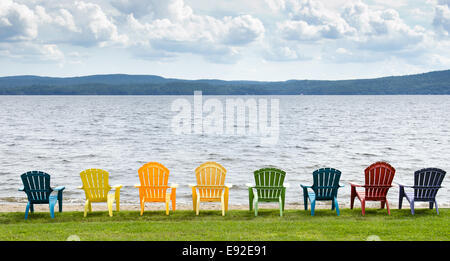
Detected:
[{"left": 0, "top": 70, "right": 449, "bottom": 95}]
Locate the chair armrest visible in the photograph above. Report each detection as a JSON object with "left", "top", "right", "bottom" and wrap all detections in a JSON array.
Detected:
[
  {"left": 339, "top": 184, "right": 345, "bottom": 188},
  {"left": 170, "top": 183, "right": 179, "bottom": 188},
  {"left": 18, "top": 187, "right": 24, "bottom": 191},
  {"left": 77, "top": 186, "right": 83, "bottom": 189},
  {"left": 188, "top": 184, "right": 196, "bottom": 188},
  {"left": 111, "top": 184, "right": 123, "bottom": 190},
  {"left": 349, "top": 183, "right": 362, "bottom": 187},
  {"left": 284, "top": 183, "right": 290, "bottom": 188},
  {"left": 300, "top": 184, "right": 311, "bottom": 189},
  {"left": 134, "top": 184, "right": 141, "bottom": 188},
  {"left": 246, "top": 183, "right": 254, "bottom": 188},
  {"left": 225, "top": 183, "right": 233, "bottom": 188},
  {"left": 53, "top": 186, "right": 65, "bottom": 191}
]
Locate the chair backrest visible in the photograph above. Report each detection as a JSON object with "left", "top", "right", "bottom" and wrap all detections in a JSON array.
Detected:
[
  {"left": 312, "top": 168, "right": 341, "bottom": 200},
  {"left": 414, "top": 168, "right": 446, "bottom": 200},
  {"left": 254, "top": 168, "right": 286, "bottom": 199},
  {"left": 195, "top": 162, "right": 227, "bottom": 199},
  {"left": 138, "top": 162, "right": 170, "bottom": 200},
  {"left": 80, "top": 169, "right": 111, "bottom": 202},
  {"left": 21, "top": 171, "right": 53, "bottom": 203},
  {"left": 364, "top": 162, "right": 396, "bottom": 199}
]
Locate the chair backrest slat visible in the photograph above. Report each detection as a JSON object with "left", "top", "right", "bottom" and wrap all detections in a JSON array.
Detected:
[
  {"left": 195, "top": 162, "right": 227, "bottom": 199},
  {"left": 21, "top": 171, "right": 53, "bottom": 203},
  {"left": 138, "top": 162, "right": 170, "bottom": 200},
  {"left": 414, "top": 168, "right": 446, "bottom": 200},
  {"left": 254, "top": 168, "right": 286, "bottom": 199},
  {"left": 80, "top": 169, "right": 111, "bottom": 202},
  {"left": 312, "top": 168, "right": 341, "bottom": 199},
  {"left": 364, "top": 162, "right": 395, "bottom": 199}
]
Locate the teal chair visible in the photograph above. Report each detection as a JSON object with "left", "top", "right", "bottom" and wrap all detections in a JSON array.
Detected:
[
  {"left": 301, "top": 168, "right": 343, "bottom": 216},
  {"left": 19, "top": 171, "right": 65, "bottom": 219},
  {"left": 247, "top": 168, "right": 288, "bottom": 216}
]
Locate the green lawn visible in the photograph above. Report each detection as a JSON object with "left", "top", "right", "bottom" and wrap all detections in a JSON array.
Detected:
[{"left": 0, "top": 208, "right": 449, "bottom": 241}]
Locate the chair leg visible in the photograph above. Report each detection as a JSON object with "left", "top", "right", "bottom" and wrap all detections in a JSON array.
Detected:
[
  {"left": 165, "top": 193, "right": 170, "bottom": 215},
  {"left": 385, "top": 199, "right": 390, "bottom": 215},
  {"left": 434, "top": 200, "right": 439, "bottom": 215},
  {"left": 279, "top": 197, "right": 283, "bottom": 217},
  {"left": 140, "top": 199, "right": 145, "bottom": 216},
  {"left": 84, "top": 200, "right": 90, "bottom": 217},
  {"left": 107, "top": 194, "right": 114, "bottom": 217},
  {"left": 115, "top": 191, "right": 120, "bottom": 212},
  {"left": 361, "top": 200, "right": 366, "bottom": 216},
  {"left": 410, "top": 201, "right": 415, "bottom": 215},
  {"left": 25, "top": 202, "right": 30, "bottom": 220},
  {"left": 171, "top": 189, "right": 176, "bottom": 211},
  {"left": 310, "top": 199, "right": 316, "bottom": 216},
  {"left": 224, "top": 187, "right": 229, "bottom": 213},
  {"left": 49, "top": 201, "right": 56, "bottom": 219},
  {"left": 49, "top": 196, "right": 58, "bottom": 218},
  {"left": 429, "top": 201, "right": 434, "bottom": 210},
  {"left": 334, "top": 198, "right": 340, "bottom": 216},
  {"left": 331, "top": 199, "right": 335, "bottom": 211},
  {"left": 304, "top": 195, "right": 308, "bottom": 210},
  {"left": 254, "top": 199, "right": 258, "bottom": 217},
  {"left": 249, "top": 188, "right": 253, "bottom": 211},
  {"left": 58, "top": 191, "right": 63, "bottom": 212},
  {"left": 30, "top": 203, "right": 34, "bottom": 213},
  {"left": 221, "top": 196, "right": 225, "bottom": 217},
  {"left": 399, "top": 188, "right": 404, "bottom": 209},
  {"left": 350, "top": 187, "right": 356, "bottom": 209},
  {"left": 381, "top": 201, "right": 385, "bottom": 209},
  {"left": 303, "top": 190, "right": 308, "bottom": 210},
  {"left": 196, "top": 196, "right": 200, "bottom": 216},
  {"left": 88, "top": 202, "right": 92, "bottom": 212}
]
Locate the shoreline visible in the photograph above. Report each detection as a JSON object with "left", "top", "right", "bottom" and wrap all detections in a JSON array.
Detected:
[{"left": 1, "top": 202, "right": 447, "bottom": 213}]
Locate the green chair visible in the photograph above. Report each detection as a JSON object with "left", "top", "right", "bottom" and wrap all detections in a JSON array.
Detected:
[
  {"left": 301, "top": 168, "right": 343, "bottom": 216},
  {"left": 247, "top": 168, "right": 287, "bottom": 216}
]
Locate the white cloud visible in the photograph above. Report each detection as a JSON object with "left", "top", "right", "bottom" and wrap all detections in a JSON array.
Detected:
[
  {"left": 433, "top": 2, "right": 450, "bottom": 36},
  {"left": 0, "top": 42, "right": 64, "bottom": 62},
  {"left": 123, "top": 0, "right": 264, "bottom": 62},
  {"left": 0, "top": 0, "right": 38, "bottom": 41},
  {"left": 0, "top": 0, "right": 448, "bottom": 75}
]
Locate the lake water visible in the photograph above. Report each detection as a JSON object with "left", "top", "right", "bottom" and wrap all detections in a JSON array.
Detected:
[{"left": 0, "top": 95, "right": 449, "bottom": 208}]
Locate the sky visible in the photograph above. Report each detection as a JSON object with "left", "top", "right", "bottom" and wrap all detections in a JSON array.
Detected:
[{"left": 0, "top": 0, "right": 449, "bottom": 81}]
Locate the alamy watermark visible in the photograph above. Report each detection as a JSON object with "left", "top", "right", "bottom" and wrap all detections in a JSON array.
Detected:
[{"left": 171, "top": 91, "right": 280, "bottom": 145}]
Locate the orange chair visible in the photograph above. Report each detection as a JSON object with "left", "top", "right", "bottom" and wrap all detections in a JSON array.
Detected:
[
  {"left": 134, "top": 162, "right": 177, "bottom": 215},
  {"left": 189, "top": 162, "right": 232, "bottom": 216}
]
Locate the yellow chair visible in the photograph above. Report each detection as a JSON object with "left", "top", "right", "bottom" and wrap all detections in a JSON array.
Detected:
[
  {"left": 78, "top": 169, "right": 122, "bottom": 217},
  {"left": 135, "top": 162, "right": 177, "bottom": 215},
  {"left": 189, "top": 162, "right": 232, "bottom": 216}
]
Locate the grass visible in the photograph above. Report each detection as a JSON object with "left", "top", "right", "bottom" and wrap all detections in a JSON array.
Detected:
[{"left": 0, "top": 208, "right": 449, "bottom": 241}]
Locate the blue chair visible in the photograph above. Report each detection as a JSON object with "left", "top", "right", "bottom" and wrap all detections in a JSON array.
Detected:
[
  {"left": 301, "top": 168, "right": 343, "bottom": 216},
  {"left": 19, "top": 171, "right": 65, "bottom": 219},
  {"left": 398, "top": 168, "right": 446, "bottom": 215}
]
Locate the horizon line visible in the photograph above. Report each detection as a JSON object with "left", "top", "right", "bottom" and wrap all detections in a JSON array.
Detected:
[{"left": 0, "top": 69, "right": 448, "bottom": 83}]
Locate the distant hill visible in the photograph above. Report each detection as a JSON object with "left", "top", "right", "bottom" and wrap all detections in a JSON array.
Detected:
[{"left": 0, "top": 70, "right": 449, "bottom": 95}]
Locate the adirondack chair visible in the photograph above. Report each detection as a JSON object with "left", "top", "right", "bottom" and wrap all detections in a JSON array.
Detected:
[
  {"left": 247, "top": 168, "right": 287, "bottom": 217},
  {"left": 78, "top": 169, "right": 123, "bottom": 217},
  {"left": 398, "top": 168, "right": 446, "bottom": 215},
  {"left": 350, "top": 162, "right": 396, "bottom": 216},
  {"left": 19, "top": 171, "right": 65, "bottom": 219},
  {"left": 189, "top": 162, "right": 232, "bottom": 216},
  {"left": 301, "top": 168, "right": 343, "bottom": 216},
  {"left": 135, "top": 162, "right": 178, "bottom": 215}
]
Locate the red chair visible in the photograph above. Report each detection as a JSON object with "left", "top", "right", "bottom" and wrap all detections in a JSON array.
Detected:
[{"left": 350, "top": 162, "right": 396, "bottom": 216}]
